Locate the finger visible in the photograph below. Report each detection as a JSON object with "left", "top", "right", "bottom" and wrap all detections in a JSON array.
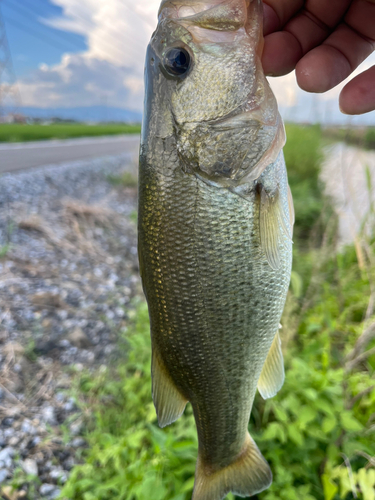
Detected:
[
  {"left": 339, "top": 65, "right": 375, "bottom": 114},
  {"left": 304, "top": 0, "right": 352, "bottom": 29},
  {"left": 278, "top": 0, "right": 352, "bottom": 60},
  {"left": 345, "top": 0, "right": 375, "bottom": 43},
  {"left": 262, "top": 32, "right": 302, "bottom": 76},
  {"left": 262, "top": 9, "right": 337, "bottom": 77},
  {"left": 262, "top": 0, "right": 352, "bottom": 77},
  {"left": 283, "top": 10, "right": 331, "bottom": 55},
  {"left": 262, "top": 0, "right": 351, "bottom": 37},
  {"left": 296, "top": 23, "right": 374, "bottom": 92},
  {"left": 262, "top": 3, "right": 280, "bottom": 36},
  {"left": 262, "top": 0, "right": 303, "bottom": 30}
]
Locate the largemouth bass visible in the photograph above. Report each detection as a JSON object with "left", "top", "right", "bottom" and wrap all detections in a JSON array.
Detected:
[{"left": 138, "top": 1, "right": 294, "bottom": 498}]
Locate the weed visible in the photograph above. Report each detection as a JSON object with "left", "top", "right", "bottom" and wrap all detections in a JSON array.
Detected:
[
  {"left": 5, "top": 466, "right": 40, "bottom": 499},
  {"left": 129, "top": 210, "right": 138, "bottom": 225},
  {"left": 107, "top": 172, "right": 138, "bottom": 188},
  {"left": 0, "top": 244, "right": 11, "bottom": 258},
  {"left": 24, "top": 339, "right": 38, "bottom": 363}
]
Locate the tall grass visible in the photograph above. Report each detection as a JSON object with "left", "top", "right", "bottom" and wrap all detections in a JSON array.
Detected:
[{"left": 57, "top": 125, "right": 375, "bottom": 500}]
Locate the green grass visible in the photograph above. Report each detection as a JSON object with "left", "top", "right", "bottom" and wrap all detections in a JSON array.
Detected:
[
  {"left": 0, "top": 244, "right": 11, "bottom": 258},
  {"left": 0, "top": 123, "right": 141, "bottom": 143},
  {"left": 365, "top": 128, "right": 375, "bottom": 149},
  {"left": 60, "top": 248, "right": 375, "bottom": 500},
  {"left": 284, "top": 123, "right": 330, "bottom": 246},
  {"left": 56, "top": 124, "right": 375, "bottom": 500},
  {"left": 2, "top": 123, "right": 370, "bottom": 500}
]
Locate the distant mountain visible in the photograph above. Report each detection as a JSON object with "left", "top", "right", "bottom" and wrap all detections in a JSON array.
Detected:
[{"left": 15, "top": 106, "right": 142, "bottom": 123}]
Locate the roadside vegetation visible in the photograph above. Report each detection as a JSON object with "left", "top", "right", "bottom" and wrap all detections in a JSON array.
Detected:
[
  {"left": 107, "top": 171, "right": 138, "bottom": 188},
  {"left": 0, "top": 123, "right": 141, "bottom": 143},
  {"left": 50, "top": 124, "right": 375, "bottom": 500},
  {"left": 324, "top": 126, "right": 375, "bottom": 151}
]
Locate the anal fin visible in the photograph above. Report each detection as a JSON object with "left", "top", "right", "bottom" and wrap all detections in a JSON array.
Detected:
[
  {"left": 193, "top": 433, "right": 272, "bottom": 500},
  {"left": 258, "top": 331, "right": 285, "bottom": 400},
  {"left": 152, "top": 349, "right": 188, "bottom": 428}
]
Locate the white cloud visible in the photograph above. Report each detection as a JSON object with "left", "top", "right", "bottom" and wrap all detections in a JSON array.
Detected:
[
  {"left": 17, "top": 0, "right": 375, "bottom": 125},
  {"left": 44, "top": 0, "right": 158, "bottom": 69},
  {"left": 19, "top": 52, "right": 143, "bottom": 110},
  {"left": 19, "top": 0, "right": 160, "bottom": 109}
]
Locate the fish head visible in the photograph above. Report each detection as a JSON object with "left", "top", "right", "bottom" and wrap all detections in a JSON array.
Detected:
[{"left": 142, "top": 0, "right": 285, "bottom": 184}]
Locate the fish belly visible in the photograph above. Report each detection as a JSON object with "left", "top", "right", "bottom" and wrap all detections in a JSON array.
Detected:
[{"left": 139, "top": 157, "right": 291, "bottom": 471}]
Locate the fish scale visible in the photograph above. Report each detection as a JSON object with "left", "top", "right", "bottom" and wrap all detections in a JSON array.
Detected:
[
  {"left": 139, "top": 153, "right": 292, "bottom": 464},
  {"left": 139, "top": 1, "right": 294, "bottom": 498}
]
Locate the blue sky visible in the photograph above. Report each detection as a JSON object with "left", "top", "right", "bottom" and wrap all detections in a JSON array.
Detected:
[
  {"left": 1, "top": 0, "right": 374, "bottom": 125},
  {"left": 2, "top": 0, "right": 86, "bottom": 78},
  {"left": 1, "top": 0, "right": 157, "bottom": 112}
]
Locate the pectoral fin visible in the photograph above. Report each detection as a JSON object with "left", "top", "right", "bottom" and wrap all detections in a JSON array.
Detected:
[
  {"left": 258, "top": 331, "right": 285, "bottom": 400},
  {"left": 152, "top": 349, "right": 188, "bottom": 428},
  {"left": 287, "top": 184, "right": 295, "bottom": 229},
  {"left": 259, "top": 186, "right": 292, "bottom": 270}
]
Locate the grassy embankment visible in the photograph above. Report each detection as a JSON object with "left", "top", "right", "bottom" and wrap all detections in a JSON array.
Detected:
[
  {"left": 14, "top": 124, "right": 372, "bottom": 500},
  {"left": 0, "top": 123, "right": 141, "bottom": 143},
  {"left": 325, "top": 126, "right": 375, "bottom": 150}
]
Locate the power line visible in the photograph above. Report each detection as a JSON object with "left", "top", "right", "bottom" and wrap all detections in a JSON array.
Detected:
[{"left": 0, "top": 0, "right": 21, "bottom": 117}]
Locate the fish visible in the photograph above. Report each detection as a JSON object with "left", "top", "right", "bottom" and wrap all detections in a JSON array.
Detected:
[{"left": 138, "top": 1, "right": 294, "bottom": 499}]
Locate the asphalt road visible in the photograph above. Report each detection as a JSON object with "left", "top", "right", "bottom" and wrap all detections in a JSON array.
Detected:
[{"left": 0, "top": 135, "right": 140, "bottom": 175}]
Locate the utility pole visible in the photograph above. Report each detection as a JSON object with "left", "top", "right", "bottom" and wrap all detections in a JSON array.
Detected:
[{"left": 0, "top": 0, "right": 21, "bottom": 119}]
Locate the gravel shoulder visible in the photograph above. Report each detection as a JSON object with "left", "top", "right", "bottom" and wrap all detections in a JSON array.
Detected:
[{"left": 0, "top": 154, "right": 141, "bottom": 499}]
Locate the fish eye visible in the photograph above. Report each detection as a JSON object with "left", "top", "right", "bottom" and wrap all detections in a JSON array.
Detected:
[{"left": 163, "top": 47, "right": 191, "bottom": 77}]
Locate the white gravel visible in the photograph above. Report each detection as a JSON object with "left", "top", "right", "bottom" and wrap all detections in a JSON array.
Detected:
[{"left": 0, "top": 153, "right": 142, "bottom": 497}]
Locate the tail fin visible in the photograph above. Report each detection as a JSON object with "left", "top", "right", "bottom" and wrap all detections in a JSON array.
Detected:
[{"left": 192, "top": 433, "right": 272, "bottom": 500}]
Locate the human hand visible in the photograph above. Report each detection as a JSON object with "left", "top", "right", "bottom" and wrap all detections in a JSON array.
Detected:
[{"left": 262, "top": 0, "right": 375, "bottom": 115}]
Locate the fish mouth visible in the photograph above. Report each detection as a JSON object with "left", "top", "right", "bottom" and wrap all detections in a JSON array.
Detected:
[
  {"left": 159, "top": 0, "right": 249, "bottom": 19},
  {"left": 159, "top": 1, "right": 257, "bottom": 32},
  {"left": 159, "top": 0, "right": 262, "bottom": 49}
]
